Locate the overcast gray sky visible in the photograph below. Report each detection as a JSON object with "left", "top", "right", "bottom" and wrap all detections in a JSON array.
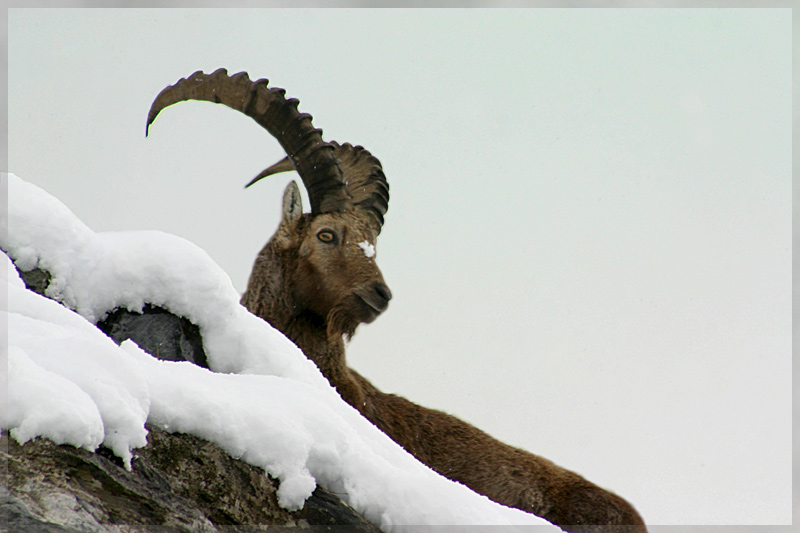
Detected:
[{"left": 7, "top": 8, "right": 792, "bottom": 526}]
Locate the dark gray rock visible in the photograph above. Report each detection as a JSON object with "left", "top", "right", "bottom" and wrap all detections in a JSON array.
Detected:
[
  {"left": 16, "top": 266, "right": 51, "bottom": 296},
  {"left": 2, "top": 427, "right": 380, "bottom": 532},
  {"left": 97, "top": 305, "right": 208, "bottom": 368}
]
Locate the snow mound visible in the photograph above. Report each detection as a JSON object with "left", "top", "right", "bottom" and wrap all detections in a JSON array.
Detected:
[{"left": 2, "top": 173, "right": 553, "bottom": 529}]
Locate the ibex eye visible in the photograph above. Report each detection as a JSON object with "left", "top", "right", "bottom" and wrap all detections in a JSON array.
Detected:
[{"left": 317, "top": 230, "right": 336, "bottom": 243}]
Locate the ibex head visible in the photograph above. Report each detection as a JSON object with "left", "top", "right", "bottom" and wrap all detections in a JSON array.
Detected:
[
  {"left": 272, "top": 178, "right": 391, "bottom": 339},
  {"left": 146, "top": 69, "right": 392, "bottom": 339}
]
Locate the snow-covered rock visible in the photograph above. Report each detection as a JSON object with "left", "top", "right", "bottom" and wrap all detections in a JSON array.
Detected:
[
  {"left": 2, "top": 173, "right": 554, "bottom": 530},
  {"left": 3, "top": 425, "right": 380, "bottom": 531}
]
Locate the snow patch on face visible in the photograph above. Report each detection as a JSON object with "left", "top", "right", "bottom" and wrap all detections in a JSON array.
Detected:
[{"left": 358, "top": 241, "right": 375, "bottom": 258}]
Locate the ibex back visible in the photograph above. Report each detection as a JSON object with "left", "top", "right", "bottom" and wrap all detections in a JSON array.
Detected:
[{"left": 147, "top": 69, "right": 647, "bottom": 532}]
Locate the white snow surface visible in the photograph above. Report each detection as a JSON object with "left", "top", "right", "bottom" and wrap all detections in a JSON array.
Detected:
[{"left": 2, "top": 173, "right": 553, "bottom": 529}]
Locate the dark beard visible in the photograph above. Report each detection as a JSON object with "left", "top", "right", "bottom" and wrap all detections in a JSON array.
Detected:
[
  {"left": 326, "top": 293, "right": 383, "bottom": 341},
  {"left": 327, "top": 305, "right": 359, "bottom": 341}
]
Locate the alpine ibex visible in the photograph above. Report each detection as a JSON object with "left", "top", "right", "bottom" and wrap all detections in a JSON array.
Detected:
[{"left": 146, "top": 69, "right": 646, "bottom": 532}]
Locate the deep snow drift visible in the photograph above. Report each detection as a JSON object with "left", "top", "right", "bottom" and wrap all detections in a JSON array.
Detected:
[{"left": 2, "top": 173, "right": 554, "bottom": 530}]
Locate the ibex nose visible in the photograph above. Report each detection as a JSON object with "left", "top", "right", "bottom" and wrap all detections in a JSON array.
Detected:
[
  {"left": 359, "top": 282, "right": 392, "bottom": 316},
  {"left": 374, "top": 282, "right": 392, "bottom": 305}
]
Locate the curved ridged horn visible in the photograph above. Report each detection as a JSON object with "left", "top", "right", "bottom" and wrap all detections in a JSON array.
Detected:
[
  {"left": 245, "top": 157, "right": 296, "bottom": 187},
  {"left": 330, "top": 142, "right": 389, "bottom": 231},
  {"left": 250, "top": 142, "right": 389, "bottom": 232},
  {"left": 146, "top": 68, "right": 352, "bottom": 214}
]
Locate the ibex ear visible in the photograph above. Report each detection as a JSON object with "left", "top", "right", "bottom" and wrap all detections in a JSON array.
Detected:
[{"left": 282, "top": 181, "right": 304, "bottom": 226}]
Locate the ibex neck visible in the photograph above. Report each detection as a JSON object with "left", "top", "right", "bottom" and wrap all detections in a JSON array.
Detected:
[
  {"left": 284, "top": 312, "right": 346, "bottom": 368},
  {"left": 240, "top": 243, "right": 366, "bottom": 408},
  {"left": 278, "top": 312, "right": 366, "bottom": 408},
  {"left": 244, "top": 289, "right": 346, "bottom": 373}
]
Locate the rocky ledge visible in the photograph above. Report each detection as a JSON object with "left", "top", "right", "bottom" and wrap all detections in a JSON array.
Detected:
[{"left": 4, "top": 266, "right": 380, "bottom": 532}]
